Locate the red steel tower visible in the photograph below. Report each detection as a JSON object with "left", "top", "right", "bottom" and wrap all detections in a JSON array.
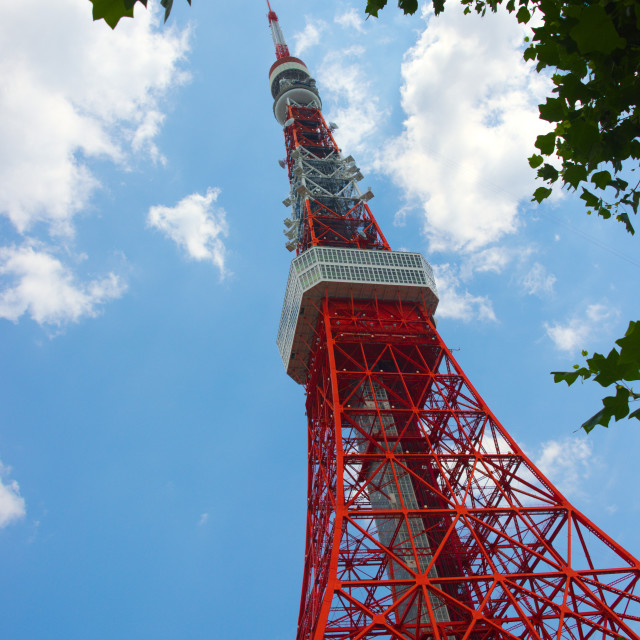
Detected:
[{"left": 266, "top": 6, "right": 640, "bottom": 640}]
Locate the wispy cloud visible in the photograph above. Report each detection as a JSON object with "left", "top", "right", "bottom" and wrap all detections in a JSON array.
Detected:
[
  {"left": 198, "top": 512, "right": 209, "bottom": 526},
  {"left": 147, "top": 188, "right": 228, "bottom": 274},
  {"left": 334, "top": 8, "right": 366, "bottom": 32},
  {"left": 544, "top": 303, "right": 618, "bottom": 353},
  {"left": 433, "top": 263, "right": 496, "bottom": 322},
  {"left": 458, "top": 246, "right": 515, "bottom": 281},
  {"left": 0, "top": 245, "right": 126, "bottom": 326},
  {"left": 377, "top": 3, "right": 551, "bottom": 253},
  {"left": 292, "top": 19, "right": 326, "bottom": 57},
  {"left": 0, "top": 461, "right": 26, "bottom": 528},
  {"left": 534, "top": 437, "right": 595, "bottom": 499},
  {"left": 521, "top": 262, "right": 556, "bottom": 297},
  {"left": 316, "top": 53, "right": 385, "bottom": 157}
]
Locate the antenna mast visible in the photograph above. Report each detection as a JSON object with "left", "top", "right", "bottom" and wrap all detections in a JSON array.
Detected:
[{"left": 266, "top": 0, "right": 290, "bottom": 59}]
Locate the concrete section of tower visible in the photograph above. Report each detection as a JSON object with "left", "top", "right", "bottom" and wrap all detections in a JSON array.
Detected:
[{"left": 266, "top": 5, "right": 640, "bottom": 640}]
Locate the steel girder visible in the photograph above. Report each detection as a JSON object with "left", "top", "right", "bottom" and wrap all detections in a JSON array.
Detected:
[{"left": 296, "top": 296, "right": 640, "bottom": 640}]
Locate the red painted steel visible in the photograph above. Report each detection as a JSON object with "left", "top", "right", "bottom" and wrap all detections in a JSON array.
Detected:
[
  {"left": 267, "top": 1, "right": 290, "bottom": 59},
  {"left": 296, "top": 295, "right": 640, "bottom": 640},
  {"left": 270, "top": 18, "right": 640, "bottom": 640},
  {"left": 283, "top": 105, "right": 390, "bottom": 255}
]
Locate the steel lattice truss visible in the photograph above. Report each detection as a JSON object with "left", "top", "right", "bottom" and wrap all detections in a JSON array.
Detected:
[
  {"left": 283, "top": 106, "right": 388, "bottom": 254},
  {"left": 298, "top": 297, "right": 640, "bottom": 640},
  {"left": 265, "top": 10, "right": 640, "bottom": 639}
]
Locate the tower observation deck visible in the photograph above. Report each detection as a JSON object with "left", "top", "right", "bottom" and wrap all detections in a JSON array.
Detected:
[{"left": 266, "top": 5, "right": 640, "bottom": 640}]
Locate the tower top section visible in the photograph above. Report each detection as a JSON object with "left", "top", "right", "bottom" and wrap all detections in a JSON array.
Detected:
[
  {"left": 266, "top": 2, "right": 321, "bottom": 124},
  {"left": 266, "top": 0, "right": 290, "bottom": 60}
]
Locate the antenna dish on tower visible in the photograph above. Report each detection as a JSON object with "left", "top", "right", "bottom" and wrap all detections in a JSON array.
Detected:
[{"left": 284, "top": 118, "right": 295, "bottom": 128}]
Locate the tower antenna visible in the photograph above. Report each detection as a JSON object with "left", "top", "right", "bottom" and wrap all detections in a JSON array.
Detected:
[{"left": 266, "top": 0, "right": 290, "bottom": 60}]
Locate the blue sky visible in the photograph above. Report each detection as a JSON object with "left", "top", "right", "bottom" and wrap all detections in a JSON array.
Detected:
[{"left": 0, "top": 1, "right": 638, "bottom": 638}]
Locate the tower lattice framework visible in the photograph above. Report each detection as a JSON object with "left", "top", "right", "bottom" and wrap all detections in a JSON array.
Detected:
[{"left": 266, "top": 5, "right": 640, "bottom": 640}]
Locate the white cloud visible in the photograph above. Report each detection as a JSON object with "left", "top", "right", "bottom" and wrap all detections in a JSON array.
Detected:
[
  {"left": 0, "top": 0, "right": 190, "bottom": 328},
  {"left": 147, "top": 188, "right": 228, "bottom": 274},
  {"left": 198, "top": 513, "right": 209, "bottom": 526},
  {"left": 335, "top": 9, "right": 366, "bottom": 32},
  {"left": 458, "top": 246, "right": 514, "bottom": 281},
  {"left": 316, "top": 54, "right": 385, "bottom": 156},
  {"left": 0, "top": 245, "right": 126, "bottom": 326},
  {"left": 292, "top": 19, "right": 325, "bottom": 57},
  {"left": 0, "top": 0, "right": 190, "bottom": 236},
  {"left": 131, "top": 110, "right": 167, "bottom": 165},
  {"left": 433, "top": 263, "right": 496, "bottom": 322},
  {"left": 521, "top": 262, "right": 556, "bottom": 296},
  {"left": 0, "top": 461, "right": 26, "bottom": 528},
  {"left": 534, "top": 437, "right": 594, "bottom": 498},
  {"left": 544, "top": 303, "right": 618, "bottom": 353},
  {"left": 377, "top": 4, "right": 551, "bottom": 252}
]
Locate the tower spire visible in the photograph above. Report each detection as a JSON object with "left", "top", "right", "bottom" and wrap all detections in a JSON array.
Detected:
[{"left": 266, "top": 0, "right": 290, "bottom": 60}]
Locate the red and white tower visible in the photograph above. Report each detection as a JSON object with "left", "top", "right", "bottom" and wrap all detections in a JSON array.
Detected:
[{"left": 267, "top": 6, "right": 640, "bottom": 640}]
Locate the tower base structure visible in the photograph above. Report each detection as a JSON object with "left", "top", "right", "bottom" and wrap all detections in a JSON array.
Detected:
[{"left": 297, "top": 295, "right": 640, "bottom": 640}]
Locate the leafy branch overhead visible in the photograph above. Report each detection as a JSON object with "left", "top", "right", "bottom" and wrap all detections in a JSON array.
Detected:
[
  {"left": 553, "top": 321, "right": 640, "bottom": 433},
  {"left": 367, "top": 0, "right": 639, "bottom": 236},
  {"left": 90, "top": 0, "right": 191, "bottom": 29}
]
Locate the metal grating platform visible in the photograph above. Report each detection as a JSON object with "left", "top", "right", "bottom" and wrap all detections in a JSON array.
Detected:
[{"left": 277, "top": 247, "right": 439, "bottom": 384}]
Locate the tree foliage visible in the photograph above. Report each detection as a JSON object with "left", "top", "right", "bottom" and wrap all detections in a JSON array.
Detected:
[
  {"left": 553, "top": 321, "right": 640, "bottom": 433},
  {"left": 525, "top": 0, "right": 640, "bottom": 236},
  {"left": 366, "top": 0, "right": 639, "bottom": 431},
  {"left": 90, "top": 0, "right": 191, "bottom": 29},
  {"left": 366, "top": 0, "right": 639, "bottom": 234}
]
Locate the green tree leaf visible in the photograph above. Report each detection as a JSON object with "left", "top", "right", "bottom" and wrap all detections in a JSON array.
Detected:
[
  {"left": 602, "top": 386, "right": 631, "bottom": 421},
  {"left": 535, "top": 132, "right": 556, "bottom": 155},
  {"left": 398, "top": 0, "right": 420, "bottom": 15},
  {"left": 90, "top": 0, "right": 134, "bottom": 28},
  {"left": 580, "top": 408, "right": 609, "bottom": 434},
  {"left": 538, "top": 97, "right": 566, "bottom": 123},
  {"left": 516, "top": 6, "right": 530, "bottom": 23},
  {"left": 580, "top": 188, "right": 600, "bottom": 208},
  {"left": 91, "top": 0, "right": 187, "bottom": 27},
  {"left": 563, "top": 163, "right": 588, "bottom": 190},
  {"left": 532, "top": 186, "right": 552, "bottom": 203},
  {"left": 553, "top": 320, "right": 640, "bottom": 433},
  {"left": 366, "top": 0, "right": 388, "bottom": 17},
  {"left": 569, "top": 4, "right": 626, "bottom": 55},
  {"left": 616, "top": 321, "right": 640, "bottom": 373},
  {"left": 552, "top": 371, "right": 581, "bottom": 385},
  {"left": 528, "top": 154, "right": 544, "bottom": 169},
  {"left": 538, "top": 163, "right": 559, "bottom": 182},
  {"left": 616, "top": 211, "right": 635, "bottom": 235},
  {"left": 591, "top": 170, "right": 612, "bottom": 190}
]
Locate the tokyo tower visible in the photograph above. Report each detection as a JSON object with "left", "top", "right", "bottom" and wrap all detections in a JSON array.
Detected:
[{"left": 266, "top": 4, "right": 640, "bottom": 640}]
